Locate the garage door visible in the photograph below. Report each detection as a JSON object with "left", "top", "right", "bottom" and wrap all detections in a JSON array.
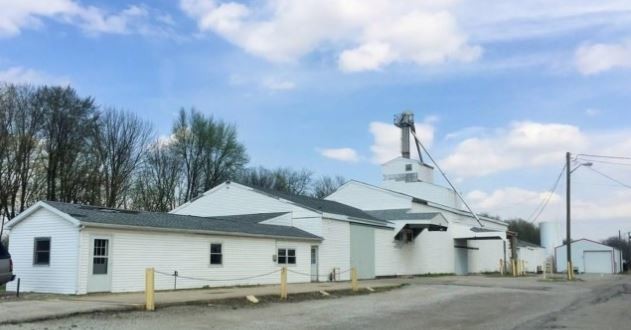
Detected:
[
  {"left": 350, "top": 224, "right": 375, "bottom": 279},
  {"left": 584, "top": 251, "right": 613, "bottom": 274}
]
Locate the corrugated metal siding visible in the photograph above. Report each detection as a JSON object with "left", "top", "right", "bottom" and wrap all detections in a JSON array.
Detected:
[
  {"left": 326, "top": 182, "right": 411, "bottom": 210},
  {"left": 318, "top": 219, "right": 351, "bottom": 281},
  {"left": 555, "top": 240, "right": 617, "bottom": 274},
  {"left": 517, "top": 246, "right": 546, "bottom": 273},
  {"left": 6, "top": 208, "right": 79, "bottom": 294},
  {"left": 78, "top": 228, "right": 312, "bottom": 293},
  {"left": 468, "top": 240, "right": 506, "bottom": 273},
  {"left": 172, "top": 184, "right": 319, "bottom": 219}
]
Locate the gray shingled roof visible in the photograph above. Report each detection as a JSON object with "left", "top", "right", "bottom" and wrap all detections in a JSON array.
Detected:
[
  {"left": 366, "top": 209, "right": 440, "bottom": 221},
  {"left": 44, "top": 201, "right": 320, "bottom": 240},
  {"left": 249, "top": 185, "right": 388, "bottom": 224}
]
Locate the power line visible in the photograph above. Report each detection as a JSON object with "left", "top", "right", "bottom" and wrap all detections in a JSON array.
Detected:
[
  {"left": 585, "top": 166, "right": 631, "bottom": 190},
  {"left": 575, "top": 157, "right": 631, "bottom": 167},
  {"left": 576, "top": 153, "right": 631, "bottom": 161},
  {"left": 527, "top": 164, "right": 566, "bottom": 223}
]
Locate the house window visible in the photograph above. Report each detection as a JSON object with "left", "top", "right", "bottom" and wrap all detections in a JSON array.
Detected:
[
  {"left": 210, "top": 243, "right": 222, "bottom": 265},
  {"left": 405, "top": 164, "right": 413, "bottom": 171},
  {"left": 278, "top": 248, "right": 296, "bottom": 265},
  {"left": 33, "top": 237, "right": 51, "bottom": 265}
]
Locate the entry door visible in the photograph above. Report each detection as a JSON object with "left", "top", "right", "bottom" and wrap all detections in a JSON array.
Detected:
[
  {"left": 350, "top": 224, "right": 376, "bottom": 279},
  {"left": 310, "top": 246, "right": 319, "bottom": 282},
  {"left": 87, "top": 237, "right": 112, "bottom": 292},
  {"left": 454, "top": 239, "right": 469, "bottom": 275}
]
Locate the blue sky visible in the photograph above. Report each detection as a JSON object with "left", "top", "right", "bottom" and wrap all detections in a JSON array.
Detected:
[{"left": 2, "top": 0, "right": 631, "bottom": 240}]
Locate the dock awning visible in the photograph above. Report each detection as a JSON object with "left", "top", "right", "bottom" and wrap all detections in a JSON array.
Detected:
[
  {"left": 392, "top": 214, "right": 448, "bottom": 240},
  {"left": 451, "top": 224, "right": 505, "bottom": 240}
]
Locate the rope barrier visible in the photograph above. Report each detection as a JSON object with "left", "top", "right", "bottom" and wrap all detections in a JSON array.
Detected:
[{"left": 154, "top": 269, "right": 281, "bottom": 282}]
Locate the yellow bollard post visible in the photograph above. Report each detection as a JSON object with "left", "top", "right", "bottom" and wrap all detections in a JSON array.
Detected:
[
  {"left": 145, "top": 267, "right": 155, "bottom": 311},
  {"left": 280, "top": 267, "right": 288, "bottom": 299},
  {"left": 522, "top": 260, "right": 526, "bottom": 275},
  {"left": 351, "top": 267, "right": 358, "bottom": 292},
  {"left": 512, "top": 259, "right": 517, "bottom": 277},
  {"left": 500, "top": 259, "right": 504, "bottom": 276}
]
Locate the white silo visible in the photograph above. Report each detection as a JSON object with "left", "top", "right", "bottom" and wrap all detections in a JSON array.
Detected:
[{"left": 540, "top": 221, "right": 561, "bottom": 257}]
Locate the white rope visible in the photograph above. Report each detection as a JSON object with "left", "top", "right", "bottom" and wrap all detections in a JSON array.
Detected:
[{"left": 154, "top": 269, "right": 281, "bottom": 282}]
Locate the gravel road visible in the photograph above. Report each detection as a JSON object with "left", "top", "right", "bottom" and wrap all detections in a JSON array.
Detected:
[{"left": 5, "top": 275, "right": 630, "bottom": 330}]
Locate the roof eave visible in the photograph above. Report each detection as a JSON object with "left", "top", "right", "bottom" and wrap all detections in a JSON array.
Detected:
[{"left": 79, "top": 222, "right": 323, "bottom": 242}]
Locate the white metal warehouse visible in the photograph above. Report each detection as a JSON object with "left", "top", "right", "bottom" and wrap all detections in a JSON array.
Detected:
[{"left": 555, "top": 239, "right": 623, "bottom": 274}]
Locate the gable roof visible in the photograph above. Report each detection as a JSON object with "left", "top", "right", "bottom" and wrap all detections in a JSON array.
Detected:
[
  {"left": 554, "top": 238, "right": 620, "bottom": 251},
  {"left": 13, "top": 201, "right": 320, "bottom": 241},
  {"left": 234, "top": 182, "right": 389, "bottom": 225},
  {"left": 335, "top": 180, "right": 507, "bottom": 228}
]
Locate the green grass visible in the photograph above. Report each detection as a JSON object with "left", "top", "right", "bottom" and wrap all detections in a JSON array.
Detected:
[{"left": 1, "top": 284, "right": 5, "bottom": 292}]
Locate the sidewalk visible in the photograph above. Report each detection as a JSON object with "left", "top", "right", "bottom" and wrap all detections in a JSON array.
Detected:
[{"left": 0, "top": 278, "right": 404, "bottom": 325}]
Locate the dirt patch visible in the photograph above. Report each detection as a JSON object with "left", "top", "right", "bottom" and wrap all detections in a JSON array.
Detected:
[{"left": 158, "top": 285, "right": 404, "bottom": 310}]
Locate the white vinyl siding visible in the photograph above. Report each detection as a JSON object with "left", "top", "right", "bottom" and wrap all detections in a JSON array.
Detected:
[
  {"left": 77, "top": 228, "right": 312, "bottom": 293},
  {"left": 6, "top": 208, "right": 79, "bottom": 294}
]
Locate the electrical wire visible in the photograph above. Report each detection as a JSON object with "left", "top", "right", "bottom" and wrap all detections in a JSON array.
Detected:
[
  {"left": 575, "top": 157, "right": 631, "bottom": 167},
  {"left": 585, "top": 166, "right": 631, "bottom": 190},
  {"left": 409, "top": 129, "right": 484, "bottom": 227},
  {"left": 527, "top": 164, "right": 566, "bottom": 223},
  {"left": 576, "top": 153, "right": 631, "bottom": 161}
]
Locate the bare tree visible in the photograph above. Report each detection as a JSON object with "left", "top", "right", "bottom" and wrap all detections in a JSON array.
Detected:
[
  {"left": 132, "top": 140, "right": 182, "bottom": 212},
  {"left": 38, "top": 86, "right": 98, "bottom": 203},
  {"left": 95, "top": 108, "right": 152, "bottom": 208},
  {"left": 236, "top": 167, "right": 313, "bottom": 195},
  {"left": 312, "top": 175, "right": 346, "bottom": 198},
  {"left": 172, "top": 109, "right": 248, "bottom": 201},
  {"left": 0, "top": 84, "right": 45, "bottom": 237}
]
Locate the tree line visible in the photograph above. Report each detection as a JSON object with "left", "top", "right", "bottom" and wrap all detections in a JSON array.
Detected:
[{"left": 0, "top": 83, "right": 345, "bottom": 236}]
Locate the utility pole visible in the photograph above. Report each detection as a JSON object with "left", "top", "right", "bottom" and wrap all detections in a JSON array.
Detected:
[{"left": 566, "top": 152, "right": 573, "bottom": 280}]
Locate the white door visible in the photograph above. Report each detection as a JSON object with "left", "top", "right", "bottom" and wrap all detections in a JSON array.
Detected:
[
  {"left": 310, "top": 246, "right": 319, "bottom": 282},
  {"left": 584, "top": 251, "right": 613, "bottom": 274},
  {"left": 87, "top": 237, "right": 112, "bottom": 292}
]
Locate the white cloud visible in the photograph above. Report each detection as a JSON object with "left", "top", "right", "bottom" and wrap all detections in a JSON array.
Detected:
[
  {"left": 467, "top": 187, "right": 561, "bottom": 220},
  {"left": 584, "top": 108, "right": 601, "bottom": 116},
  {"left": 442, "top": 121, "right": 588, "bottom": 178},
  {"left": 457, "top": 1, "right": 631, "bottom": 43},
  {"left": 0, "top": 1, "right": 173, "bottom": 38},
  {"left": 318, "top": 148, "right": 359, "bottom": 163},
  {"left": 369, "top": 116, "right": 436, "bottom": 164},
  {"left": 0, "top": 66, "right": 69, "bottom": 85},
  {"left": 179, "top": 0, "right": 481, "bottom": 72},
  {"left": 261, "top": 78, "right": 296, "bottom": 91},
  {"left": 442, "top": 120, "right": 631, "bottom": 179},
  {"left": 575, "top": 41, "right": 631, "bottom": 75}
]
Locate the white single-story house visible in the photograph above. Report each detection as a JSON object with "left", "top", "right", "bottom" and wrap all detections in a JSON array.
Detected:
[
  {"left": 555, "top": 239, "right": 623, "bottom": 274},
  {"left": 5, "top": 201, "right": 321, "bottom": 294},
  {"left": 326, "top": 156, "right": 510, "bottom": 276},
  {"left": 516, "top": 240, "right": 546, "bottom": 273}
]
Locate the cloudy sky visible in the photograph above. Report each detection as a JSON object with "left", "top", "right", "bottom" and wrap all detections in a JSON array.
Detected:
[{"left": 2, "top": 0, "right": 631, "bottom": 240}]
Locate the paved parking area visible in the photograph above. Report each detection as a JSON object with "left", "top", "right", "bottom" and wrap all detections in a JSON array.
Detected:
[{"left": 3, "top": 275, "right": 630, "bottom": 329}]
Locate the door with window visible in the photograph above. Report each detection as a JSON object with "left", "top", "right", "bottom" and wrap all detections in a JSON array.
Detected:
[
  {"left": 310, "top": 246, "right": 319, "bottom": 282},
  {"left": 87, "top": 237, "right": 112, "bottom": 292}
]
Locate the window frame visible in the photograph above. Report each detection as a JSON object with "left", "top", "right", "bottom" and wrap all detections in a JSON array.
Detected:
[
  {"left": 33, "top": 237, "right": 51, "bottom": 266},
  {"left": 210, "top": 243, "right": 223, "bottom": 266},
  {"left": 277, "top": 248, "right": 297, "bottom": 266}
]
